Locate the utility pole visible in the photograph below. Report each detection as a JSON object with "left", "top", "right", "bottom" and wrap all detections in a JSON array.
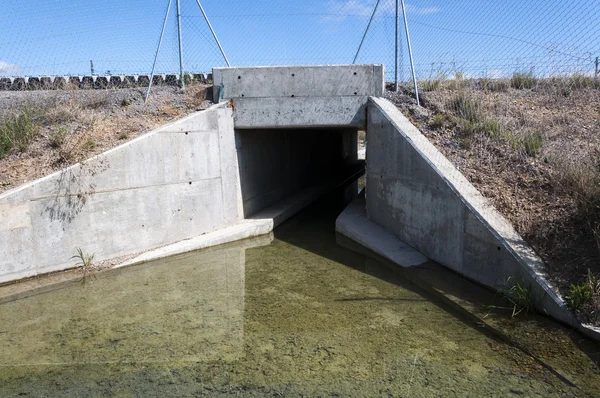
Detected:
[
  {"left": 400, "top": 0, "right": 420, "bottom": 106},
  {"left": 395, "top": 0, "right": 399, "bottom": 92},
  {"left": 90, "top": 60, "right": 95, "bottom": 76},
  {"left": 176, "top": 0, "right": 185, "bottom": 89}
]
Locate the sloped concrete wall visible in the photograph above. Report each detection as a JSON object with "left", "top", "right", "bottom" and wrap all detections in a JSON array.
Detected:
[
  {"left": 365, "top": 97, "right": 575, "bottom": 325},
  {"left": 0, "top": 102, "right": 243, "bottom": 284}
]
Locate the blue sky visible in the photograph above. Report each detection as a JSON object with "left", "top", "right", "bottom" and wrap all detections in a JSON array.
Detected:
[{"left": 0, "top": 0, "right": 599, "bottom": 79}]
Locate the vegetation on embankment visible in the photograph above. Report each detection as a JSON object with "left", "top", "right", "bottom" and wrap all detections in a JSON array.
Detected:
[
  {"left": 0, "top": 82, "right": 210, "bottom": 193},
  {"left": 388, "top": 73, "right": 600, "bottom": 325}
]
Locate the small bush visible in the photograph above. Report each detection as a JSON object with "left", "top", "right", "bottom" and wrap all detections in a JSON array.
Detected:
[
  {"left": 0, "top": 107, "right": 36, "bottom": 158},
  {"left": 569, "top": 74, "right": 594, "bottom": 89},
  {"left": 566, "top": 283, "right": 592, "bottom": 312},
  {"left": 48, "top": 127, "right": 68, "bottom": 148},
  {"left": 448, "top": 92, "right": 481, "bottom": 123},
  {"left": 430, "top": 114, "right": 445, "bottom": 129},
  {"left": 121, "top": 98, "right": 131, "bottom": 107},
  {"left": 421, "top": 79, "right": 442, "bottom": 92},
  {"left": 511, "top": 72, "right": 537, "bottom": 89},
  {"left": 84, "top": 139, "right": 97, "bottom": 150}
]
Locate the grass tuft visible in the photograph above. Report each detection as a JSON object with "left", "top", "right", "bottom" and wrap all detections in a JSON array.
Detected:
[
  {"left": 511, "top": 72, "right": 537, "bottom": 89},
  {"left": 0, "top": 107, "right": 37, "bottom": 159},
  {"left": 448, "top": 92, "right": 482, "bottom": 123},
  {"left": 48, "top": 126, "right": 68, "bottom": 148}
]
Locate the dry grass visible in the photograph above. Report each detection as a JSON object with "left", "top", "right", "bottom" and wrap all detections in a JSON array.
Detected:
[{"left": 0, "top": 82, "right": 211, "bottom": 192}]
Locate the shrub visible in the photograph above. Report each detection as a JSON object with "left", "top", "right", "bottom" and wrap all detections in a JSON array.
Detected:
[
  {"left": 566, "top": 283, "right": 592, "bottom": 312},
  {"left": 0, "top": 107, "right": 36, "bottom": 158},
  {"left": 48, "top": 126, "right": 68, "bottom": 148},
  {"left": 448, "top": 92, "right": 481, "bottom": 123},
  {"left": 121, "top": 98, "right": 131, "bottom": 107},
  {"left": 430, "top": 114, "right": 445, "bottom": 129},
  {"left": 421, "top": 79, "right": 442, "bottom": 92},
  {"left": 511, "top": 72, "right": 537, "bottom": 89}
]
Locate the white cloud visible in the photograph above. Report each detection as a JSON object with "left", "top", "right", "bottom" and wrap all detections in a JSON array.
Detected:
[
  {"left": 0, "top": 61, "right": 21, "bottom": 76},
  {"left": 320, "top": 0, "right": 440, "bottom": 23}
]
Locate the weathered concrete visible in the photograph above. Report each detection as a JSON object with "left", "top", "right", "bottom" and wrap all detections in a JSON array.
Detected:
[
  {"left": 363, "top": 96, "right": 576, "bottom": 326},
  {"left": 213, "top": 64, "right": 384, "bottom": 130},
  {"left": 213, "top": 65, "right": 384, "bottom": 101},
  {"left": 0, "top": 102, "right": 243, "bottom": 284},
  {"left": 232, "top": 97, "right": 368, "bottom": 129}
]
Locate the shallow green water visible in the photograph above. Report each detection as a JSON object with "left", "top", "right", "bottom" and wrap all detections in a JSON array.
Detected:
[{"left": 0, "top": 197, "right": 598, "bottom": 397}]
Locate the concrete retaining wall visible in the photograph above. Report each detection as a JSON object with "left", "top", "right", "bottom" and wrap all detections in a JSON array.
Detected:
[
  {"left": 365, "top": 96, "right": 576, "bottom": 325},
  {"left": 0, "top": 102, "right": 242, "bottom": 284}
]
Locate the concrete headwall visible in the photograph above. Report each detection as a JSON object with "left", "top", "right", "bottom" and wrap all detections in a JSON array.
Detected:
[
  {"left": 213, "top": 65, "right": 385, "bottom": 129},
  {"left": 0, "top": 102, "right": 242, "bottom": 284},
  {"left": 365, "top": 97, "right": 574, "bottom": 325}
]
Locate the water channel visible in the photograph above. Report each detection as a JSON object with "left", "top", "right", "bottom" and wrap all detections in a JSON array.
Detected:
[{"left": 1, "top": 192, "right": 600, "bottom": 397}]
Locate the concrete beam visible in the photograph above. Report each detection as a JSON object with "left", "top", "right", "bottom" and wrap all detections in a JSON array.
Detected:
[
  {"left": 232, "top": 96, "right": 368, "bottom": 129},
  {"left": 212, "top": 64, "right": 385, "bottom": 103}
]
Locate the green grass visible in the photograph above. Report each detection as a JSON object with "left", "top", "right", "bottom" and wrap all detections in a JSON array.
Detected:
[
  {"left": 448, "top": 92, "right": 482, "bottom": 123},
  {"left": 71, "top": 248, "right": 96, "bottom": 285},
  {"left": 0, "top": 107, "right": 36, "bottom": 159},
  {"left": 48, "top": 126, "right": 68, "bottom": 148},
  {"left": 501, "top": 277, "right": 537, "bottom": 317},
  {"left": 566, "top": 283, "right": 592, "bottom": 312}
]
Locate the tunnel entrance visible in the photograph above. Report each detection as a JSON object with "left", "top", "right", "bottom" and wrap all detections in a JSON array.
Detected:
[{"left": 235, "top": 128, "right": 362, "bottom": 218}]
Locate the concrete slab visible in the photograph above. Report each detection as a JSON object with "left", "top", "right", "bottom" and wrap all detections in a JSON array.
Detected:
[{"left": 336, "top": 192, "right": 428, "bottom": 267}]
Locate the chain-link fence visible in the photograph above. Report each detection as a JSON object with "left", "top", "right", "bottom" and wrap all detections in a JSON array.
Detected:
[{"left": 1, "top": 0, "right": 599, "bottom": 83}]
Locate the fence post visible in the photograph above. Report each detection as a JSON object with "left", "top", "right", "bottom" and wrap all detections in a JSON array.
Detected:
[{"left": 595, "top": 57, "right": 599, "bottom": 82}]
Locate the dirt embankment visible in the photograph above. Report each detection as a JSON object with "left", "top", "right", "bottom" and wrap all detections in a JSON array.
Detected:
[
  {"left": 0, "top": 83, "right": 210, "bottom": 193},
  {"left": 388, "top": 77, "right": 600, "bottom": 324}
]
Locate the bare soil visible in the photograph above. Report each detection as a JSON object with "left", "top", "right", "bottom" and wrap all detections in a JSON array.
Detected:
[
  {"left": 0, "top": 83, "right": 211, "bottom": 193},
  {"left": 388, "top": 79, "right": 600, "bottom": 325}
]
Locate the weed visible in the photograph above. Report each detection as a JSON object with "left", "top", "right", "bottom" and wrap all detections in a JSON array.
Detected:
[
  {"left": 183, "top": 72, "right": 193, "bottom": 85},
  {"left": 0, "top": 107, "right": 36, "bottom": 158},
  {"left": 448, "top": 92, "right": 481, "bottom": 123},
  {"left": 430, "top": 114, "right": 445, "bottom": 129},
  {"left": 117, "top": 131, "right": 129, "bottom": 140},
  {"left": 121, "top": 98, "right": 131, "bottom": 107},
  {"left": 48, "top": 126, "right": 68, "bottom": 148},
  {"left": 522, "top": 131, "right": 543, "bottom": 156},
  {"left": 84, "top": 140, "right": 97, "bottom": 150},
  {"left": 566, "top": 283, "right": 592, "bottom": 312},
  {"left": 422, "top": 79, "right": 442, "bottom": 92},
  {"left": 1, "top": 180, "right": 11, "bottom": 187},
  {"left": 71, "top": 248, "right": 96, "bottom": 285},
  {"left": 569, "top": 73, "right": 594, "bottom": 89},
  {"left": 500, "top": 277, "right": 537, "bottom": 317},
  {"left": 511, "top": 72, "right": 537, "bottom": 89}
]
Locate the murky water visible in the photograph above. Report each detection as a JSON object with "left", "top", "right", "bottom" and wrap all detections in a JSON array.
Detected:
[{"left": 1, "top": 195, "right": 599, "bottom": 397}]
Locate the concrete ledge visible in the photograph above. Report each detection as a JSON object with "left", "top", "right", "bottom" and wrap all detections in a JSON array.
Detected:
[{"left": 336, "top": 192, "right": 428, "bottom": 267}]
